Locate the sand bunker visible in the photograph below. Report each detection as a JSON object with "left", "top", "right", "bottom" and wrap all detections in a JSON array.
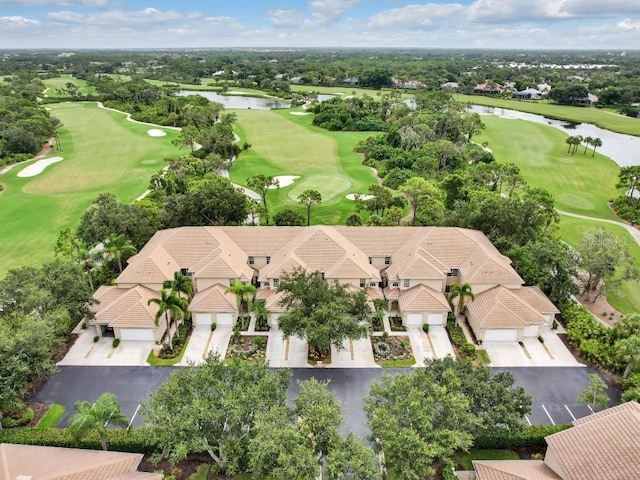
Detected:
[
  {"left": 289, "top": 112, "right": 311, "bottom": 116},
  {"left": 17, "top": 157, "right": 63, "bottom": 177},
  {"left": 147, "top": 129, "right": 167, "bottom": 137},
  {"left": 269, "top": 175, "right": 299, "bottom": 188},
  {"left": 346, "top": 193, "right": 374, "bottom": 201}
]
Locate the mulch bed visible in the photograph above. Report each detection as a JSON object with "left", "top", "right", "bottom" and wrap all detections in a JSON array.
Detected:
[
  {"left": 139, "top": 455, "right": 223, "bottom": 479},
  {"left": 25, "top": 402, "right": 51, "bottom": 427},
  {"left": 371, "top": 336, "right": 413, "bottom": 365},
  {"left": 226, "top": 335, "right": 267, "bottom": 361}
]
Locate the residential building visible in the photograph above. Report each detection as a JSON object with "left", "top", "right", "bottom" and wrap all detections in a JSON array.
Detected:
[{"left": 474, "top": 82, "right": 505, "bottom": 95}]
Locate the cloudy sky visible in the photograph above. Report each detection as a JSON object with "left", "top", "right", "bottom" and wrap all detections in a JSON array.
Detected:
[{"left": 0, "top": 0, "right": 638, "bottom": 50}]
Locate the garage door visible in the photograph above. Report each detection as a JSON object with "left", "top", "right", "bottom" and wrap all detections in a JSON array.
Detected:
[
  {"left": 484, "top": 329, "right": 518, "bottom": 342},
  {"left": 217, "top": 313, "right": 233, "bottom": 325},
  {"left": 195, "top": 313, "right": 212, "bottom": 326},
  {"left": 523, "top": 325, "right": 539, "bottom": 337},
  {"left": 426, "top": 313, "right": 444, "bottom": 325},
  {"left": 406, "top": 313, "right": 423, "bottom": 325},
  {"left": 120, "top": 328, "right": 155, "bottom": 342}
]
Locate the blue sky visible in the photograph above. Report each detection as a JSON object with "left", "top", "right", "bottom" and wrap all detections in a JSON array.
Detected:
[{"left": 0, "top": 0, "right": 639, "bottom": 49}]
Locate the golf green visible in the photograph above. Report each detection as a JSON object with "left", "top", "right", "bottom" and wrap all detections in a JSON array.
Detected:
[{"left": 0, "top": 102, "right": 181, "bottom": 276}]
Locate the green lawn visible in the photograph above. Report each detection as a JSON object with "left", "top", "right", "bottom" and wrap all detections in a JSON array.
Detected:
[
  {"left": 454, "top": 449, "right": 519, "bottom": 470},
  {"left": 290, "top": 84, "right": 397, "bottom": 98},
  {"left": 476, "top": 115, "right": 622, "bottom": 220},
  {"left": 35, "top": 403, "right": 65, "bottom": 429},
  {"left": 42, "top": 74, "right": 97, "bottom": 96},
  {"left": 0, "top": 102, "right": 181, "bottom": 276},
  {"left": 381, "top": 357, "right": 416, "bottom": 368},
  {"left": 146, "top": 335, "right": 192, "bottom": 366},
  {"left": 230, "top": 109, "right": 380, "bottom": 224},
  {"left": 455, "top": 93, "right": 640, "bottom": 137}
]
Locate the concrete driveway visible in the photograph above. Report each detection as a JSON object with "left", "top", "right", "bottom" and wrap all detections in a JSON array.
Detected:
[
  {"left": 330, "top": 338, "right": 379, "bottom": 368},
  {"left": 483, "top": 329, "right": 583, "bottom": 367},
  {"left": 58, "top": 330, "right": 154, "bottom": 367},
  {"left": 179, "top": 325, "right": 232, "bottom": 365},
  {"left": 266, "top": 326, "right": 309, "bottom": 367}
]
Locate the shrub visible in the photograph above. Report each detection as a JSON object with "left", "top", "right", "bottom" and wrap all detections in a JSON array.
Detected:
[
  {"left": 538, "top": 336, "right": 544, "bottom": 343},
  {"left": 81, "top": 321, "right": 88, "bottom": 329},
  {"left": 1, "top": 409, "right": 34, "bottom": 428},
  {"left": 474, "top": 424, "right": 571, "bottom": 449},
  {"left": 552, "top": 319, "right": 559, "bottom": 330},
  {"left": 112, "top": 338, "right": 120, "bottom": 348},
  {"left": 423, "top": 323, "right": 430, "bottom": 333},
  {"left": 382, "top": 331, "right": 389, "bottom": 339},
  {"left": 210, "top": 323, "right": 217, "bottom": 331},
  {"left": 460, "top": 343, "right": 476, "bottom": 357},
  {"left": 93, "top": 335, "right": 99, "bottom": 343},
  {"left": 373, "top": 341, "right": 391, "bottom": 358}
]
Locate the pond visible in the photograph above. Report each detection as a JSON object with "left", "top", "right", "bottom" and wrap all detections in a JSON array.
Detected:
[
  {"left": 176, "top": 90, "right": 291, "bottom": 110},
  {"left": 467, "top": 105, "right": 640, "bottom": 167}
]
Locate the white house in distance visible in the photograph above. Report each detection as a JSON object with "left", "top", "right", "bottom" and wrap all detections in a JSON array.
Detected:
[{"left": 90, "top": 226, "right": 558, "bottom": 344}]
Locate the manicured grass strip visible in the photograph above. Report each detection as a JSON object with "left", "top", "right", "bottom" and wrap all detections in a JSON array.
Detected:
[
  {"left": 0, "top": 102, "right": 181, "bottom": 276},
  {"left": 35, "top": 404, "right": 66, "bottom": 429},
  {"left": 381, "top": 356, "right": 416, "bottom": 368},
  {"left": 189, "top": 464, "right": 210, "bottom": 480},
  {"left": 454, "top": 93, "right": 640, "bottom": 137},
  {"left": 454, "top": 449, "right": 519, "bottom": 470},
  {"left": 475, "top": 349, "right": 491, "bottom": 367},
  {"left": 230, "top": 109, "right": 379, "bottom": 225},
  {"left": 290, "top": 84, "right": 396, "bottom": 98},
  {"left": 146, "top": 336, "right": 191, "bottom": 366},
  {"left": 41, "top": 74, "right": 97, "bottom": 96},
  {"left": 476, "top": 115, "right": 622, "bottom": 221}
]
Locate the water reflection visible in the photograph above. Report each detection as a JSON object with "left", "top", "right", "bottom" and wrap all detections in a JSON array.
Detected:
[{"left": 176, "top": 90, "right": 290, "bottom": 110}]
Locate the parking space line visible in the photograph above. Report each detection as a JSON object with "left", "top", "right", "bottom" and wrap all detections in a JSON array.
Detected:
[
  {"left": 128, "top": 404, "right": 141, "bottom": 429},
  {"left": 564, "top": 404, "right": 576, "bottom": 421},
  {"left": 524, "top": 414, "right": 531, "bottom": 426},
  {"left": 541, "top": 404, "right": 556, "bottom": 425}
]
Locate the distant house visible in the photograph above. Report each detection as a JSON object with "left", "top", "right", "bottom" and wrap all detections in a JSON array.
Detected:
[
  {"left": 537, "top": 82, "right": 552, "bottom": 93},
  {"left": 512, "top": 88, "right": 544, "bottom": 100},
  {"left": 462, "top": 401, "right": 640, "bottom": 480},
  {"left": 342, "top": 77, "right": 359, "bottom": 85},
  {"left": 392, "top": 78, "right": 426, "bottom": 90},
  {"left": 473, "top": 82, "right": 504, "bottom": 95},
  {"left": 440, "top": 81, "right": 459, "bottom": 91}
]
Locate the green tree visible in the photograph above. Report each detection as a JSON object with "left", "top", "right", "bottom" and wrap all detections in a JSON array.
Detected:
[
  {"left": 225, "top": 280, "right": 257, "bottom": 315},
  {"left": 248, "top": 174, "right": 279, "bottom": 225},
  {"left": 346, "top": 213, "right": 363, "bottom": 226},
  {"left": 163, "top": 270, "right": 195, "bottom": 301},
  {"left": 616, "top": 166, "right": 640, "bottom": 202},
  {"left": 277, "top": 268, "right": 369, "bottom": 358},
  {"left": 591, "top": 137, "right": 603, "bottom": 157},
  {"left": 615, "top": 314, "right": 640, "bottom": 340},
  {"left": 141, "top": 354, "right": 291, "bottom": 474},
  {"left": 104, "top": 233, "right": 137, "bottom": 273},
  {"left": 147, "top": 289, "right": 186, "bottom": 351},
  {"left": 297, "top": 189, "right": 322, "bottom": 226},
  {"left": 326, "top": 434, "right": 380, "bottom": 480},
  {"left": 399, "top": 177, "right": 440, "bottom": 225},
  {"left": 274, "top": 208, "right": 305, "bottom": 226},
  {"left": 180, "top": 173, "right": 249, "bottom": 226},
  {"left": 616, "top": 336, "right": 640, "bottom": 378},
  {"left": 67, "top": 393, "right": 129, "bottom": 450},
  {"left": 583, "top": 136, "right": 593, "bottom": 154},
  {"left": 576, "top": 373, "right": 610, "bottom": 411}
]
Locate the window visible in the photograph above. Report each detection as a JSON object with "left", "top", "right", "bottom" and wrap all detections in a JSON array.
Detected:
[
  {"left": 368, "top": 256, "right": 373, "bottom": 264},
  {"left": 180, "top": 267, "right": 190, "bottom": 276},
  {"left": 370, "top": 282, "right": 377, "bottom": 287},
  {"left": 273, "top": 279, "right": 279, "bottom": 288},
  {"left": 266, "top": 256, "right": 271, "bottom": 264},
  {"left": 321, "top": 272, "right": 325, "bottom": 280},
  {"left": 447, "top": 268, "right": 459, "bottom": 277},
  {"left": 392, "top": 282, "right": 399, "bottom": 288},
  {"left": 403, "top": 279, "right": 410, "bottom": 288},
  {"left": 360, "top": 279, "right": 366, "bottom": 288},
  {"left": 384, "top": 256, "right": 391, "bottom": 265},
  {"left": 248, "top": 256, "right": 255, "bottom": 265},
  {"left": 445, "top": 285, "right": 451, "bottom": 293},
  {"left": 263, "top": 281, "right": 270, "bottom": 287}
]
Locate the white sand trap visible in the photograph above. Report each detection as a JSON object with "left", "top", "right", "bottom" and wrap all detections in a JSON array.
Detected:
[
  {"left": 289, "top": 112, "right": 312, "bottom": 116},
  {"left": 346, "top": 193, "right": 374, "bottom": 201},
  {"left": 17, "top": 157, "right": 63, "bottom": 177},
  {"left": 147, "top": 129, "right": 167, "bottom": 137},
  {"left": 269, "top": 175, "right": 299, "bottom": 188}
]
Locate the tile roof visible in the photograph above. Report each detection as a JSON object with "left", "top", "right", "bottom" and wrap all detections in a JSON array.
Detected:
[
  {"left": 544, "top": 401, "right": 640, "bottom": 480},
  {"left": 190, "top": 284, "right": 237, "bottom": 312},
  {"left": 467, "top": 285, "right": 545, "bottom": 328},
  {"left": 398, "top": 284, "right": 450, "bottom": 312},
  {"left": 93, "top": 285, "right": 161, "bottom": 329},
  {"left": 0, "top": 443, "right": 162, "bottom": 480},
  {"left": 513, "top": 287, "right": 560, "bottom": 315},
  {"left": 473, "top": 460, "right": 560, "bottom": 480}
]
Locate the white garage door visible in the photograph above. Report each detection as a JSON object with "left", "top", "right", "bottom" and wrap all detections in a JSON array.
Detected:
[
  {"left": 426, "top": 313, "right": 444, "bottom": 325},
  {"left": 120, "top": 328, "right": 154, "bottom": 342},
  {"left": 195, "top": 313, "right": 212, "bottom": 326},
  {"left": 484, "top": 329, "right": 518, "bottom": 342},
  {"left": 406, "top": 313, "right": 423, "bottom": 325},
  {"left": 217, "top": 313, "right": 233, "bottom": 325},
  {"left": 523, "top": 325, "right": 539, "bottom": 337}
]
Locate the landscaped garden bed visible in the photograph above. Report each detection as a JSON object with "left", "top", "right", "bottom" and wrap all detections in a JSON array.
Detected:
[
  {"left": 389, "top": 316, "right": 406, "bottom": 332},
  {"left": 371, "top": 335, "right": 414, "bottom": 367},
  {"left": 237, "top": 315, "right": 251, "bottom": 331},
  {"left": 226, "top": 335, "right": 267, "bottom": 362},
  {"left": 308, "top": 346, "right": 332, "bottom": 366},
  {"left": 147, "top": 321, "right": 192, "bottom": 366}
]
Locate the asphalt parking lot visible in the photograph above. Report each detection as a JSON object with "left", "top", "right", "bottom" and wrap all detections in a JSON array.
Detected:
[{"left": 32, "top": 366, "right": 620, "bottom": 435}]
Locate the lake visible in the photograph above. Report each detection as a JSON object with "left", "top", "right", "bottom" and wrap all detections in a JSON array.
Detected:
[
  {"left": 467, "top": 105, "right": 640, "bottom": 167},
  {"left": 176, "top": 90, "right": 291, "bottom": 110}
]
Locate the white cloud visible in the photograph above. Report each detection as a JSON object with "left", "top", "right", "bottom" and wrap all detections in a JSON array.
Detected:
[
  {"left": 0, "top": 15, "right": 42, "bottom": 27},
  {"left": 48, "top": 8, "right": 193, "bottom": 25},
  {"left": 367, "top": 3, "right": 463, "bottom": 30},
  {"left": 617, "top": 18, "right": 640, "bottom": 31},
  {"left": 308, "top": 0, "right": 361, "bottom": 24},
  {"left": 557, "top": 0, "right": 640, "bottom": 17},
  {"left": 267, "top": 9, "right": 304, "bottom": 28}
]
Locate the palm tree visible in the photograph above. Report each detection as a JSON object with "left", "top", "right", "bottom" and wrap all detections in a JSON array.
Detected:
[
  {"left": 447, "top": 282, "right": 475, "bottom": 325},
  {"left": 163, "top": 271, "right": 195, "bottom": 301},
  {"left": 104, "top": 234, "right": 137, "bottom": 273},
  {"left": 225, "top": 280, "right": 257, "bottom": 316},
  {"left": 254, "top": 300, "right": 268, "bottom": 330},
  {"left": 583, "top": 136, "right": 593, "bottom": 154},
  {"left": 591, "top": 137, "right": 603, "bottom": 157},
  {"left": 616, "top": 336, "right": 640, "bottom": 378},
  {"left": 571, "top": 135, "right": 583, "bottom": 155},
  {"left": 148, "top": 289, "right": 185, "bottom": 351},
  {"left": 566, "top": 136, "right": 575, "bottom": 153},
  {"left": 67, "top": 392, "right": 129, "bottom": 450}
]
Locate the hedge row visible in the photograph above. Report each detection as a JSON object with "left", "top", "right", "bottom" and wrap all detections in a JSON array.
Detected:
[
  {"left": 473, "top": 424, "right": 571, "bottom": 449},
  {"left": 446, "top": 321, "right": 476, "bottom": 357},
  {"left": 0, "top": 427, "right": 157, "bottom": 453}
]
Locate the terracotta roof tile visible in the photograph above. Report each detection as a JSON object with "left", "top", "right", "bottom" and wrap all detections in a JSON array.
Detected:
[
  {"left": 473, "top": 460, "right": 560, "bottom": 480},
  {"left": 398, "top": 284, "right": 450, "bottom": 312},
  {"left": 467, "top": 285, "right": 544, "bottom": 328},
  {"left": 190, "top": 284, "right": 237, "bottom": 312},
  {"left": 93, "top": 285, "right": 161, "bottom": 329}
]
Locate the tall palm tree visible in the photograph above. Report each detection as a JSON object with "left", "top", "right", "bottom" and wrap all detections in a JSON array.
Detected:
[
  {"left": 225, "top": 280, "right": 257, "bottom": 316},
  {"left": 566, "top": 136, "right": 575, "bottom": 153},
  {"left": 583, "top": 136, "right": 593, "bottom": 154},
  {"left": 104, "top": 234, "right": 137, "bottom": 273},
  {"left": 148, "top": 289, "right": 185, "bottom": 351},
  {"left": 591, "top": 137, "right": 603, "bottom": 157},
  {"left": 68, "top": 392, "right": 129, "bottom": 451},
  {"left": 616, "top": 336, "right": 640, "bottom": 378},
  {"left": 572, "top": 135, "right": 583, "bottom": 155},
  {"left": 163, "top": 271, "right": 195, "bottom": 301},
  {"left": 447, "top": 282, "right": 475, "bottom": 325}
]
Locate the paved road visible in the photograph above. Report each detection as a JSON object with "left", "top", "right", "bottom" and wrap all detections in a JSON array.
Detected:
[{"left": 32, "top": 366, "right": 619, "bottom": 435}]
